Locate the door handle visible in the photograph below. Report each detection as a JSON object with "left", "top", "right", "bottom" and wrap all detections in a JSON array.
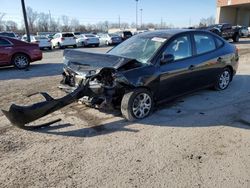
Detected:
[
  {"left": 189, "top": 65, "right": 195, "bottom": 70},
  {"left": 217, "top": 57, "right": 223, "bottom": 62}
]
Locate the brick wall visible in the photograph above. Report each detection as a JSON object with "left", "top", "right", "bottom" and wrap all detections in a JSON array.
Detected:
[{"left": 218, "top": 0, "right": 250, "bottom": 6}]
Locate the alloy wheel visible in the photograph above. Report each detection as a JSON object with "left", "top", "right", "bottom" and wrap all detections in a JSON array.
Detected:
[
  {"left": 219, "top": 70, "right": 230, "bottom": 90},
  {"left": 14, "top": 55, "right": 29, "bottom": 69},
  {"left": 132, "top": 93, "right": 152, "bottom": 119}
]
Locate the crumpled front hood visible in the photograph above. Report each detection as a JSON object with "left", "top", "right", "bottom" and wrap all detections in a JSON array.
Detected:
[{"left": 63, "top": 50, "right": 133, "bottom": 73}]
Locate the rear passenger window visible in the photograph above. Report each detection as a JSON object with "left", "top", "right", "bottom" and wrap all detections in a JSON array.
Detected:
[
  {"left": 194, "top": 34, "right": 216, "bottom": 55},
  {"left": 215, "top": 37, "right": 224, "bottom": 48},
  {"left": 0, "top": 39, "right": 11, "bottom": 46}
]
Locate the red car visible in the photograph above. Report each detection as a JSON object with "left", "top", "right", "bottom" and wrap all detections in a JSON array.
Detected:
[{"left": 0, "top": 36, "right": 42, "bottom": 69}]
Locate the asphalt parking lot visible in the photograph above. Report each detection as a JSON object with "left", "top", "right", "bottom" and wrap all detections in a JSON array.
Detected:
[{"left": 0, "top": 41, "right": 250, "bottom": 187}]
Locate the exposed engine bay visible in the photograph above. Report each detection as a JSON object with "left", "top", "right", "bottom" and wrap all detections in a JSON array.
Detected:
[{"left": 61, "top": 67, "right": 124, "bottom": 109}]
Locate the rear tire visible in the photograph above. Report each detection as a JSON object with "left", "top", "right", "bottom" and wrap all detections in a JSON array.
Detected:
[
  {"left": 233, "top": 34, "right": 239, "bottom": 42},
  {"left": 12, "top": 54, "right": 30, "bottom": 69},
  {"left": 121, "top": 88, "right": 153, "bottom": 121},
  {"left": 58, "top": 43, "right": 64, "bottom": 49},
  {"left": 214, "top": 68, "right": 232, "bottom": 91}
]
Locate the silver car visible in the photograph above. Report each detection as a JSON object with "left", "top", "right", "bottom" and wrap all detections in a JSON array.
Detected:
[
  {"left": 76, "top": 34, "right": 100, "bottom": 47},
  {"left": 99, "top": 33, "right": 122, "bottom": 45}
]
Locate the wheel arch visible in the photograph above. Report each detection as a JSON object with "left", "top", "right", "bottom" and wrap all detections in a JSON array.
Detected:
[
  {"left": 11, "top": 52, "right": 31, "bottom": 64},
  {"left": 224, "top": 65, "right": 234, "bottom": 81}
]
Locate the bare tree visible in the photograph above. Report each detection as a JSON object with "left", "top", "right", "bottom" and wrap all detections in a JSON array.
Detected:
[
  {"left": 5, "top": 20, "right": 18, "bottom": 32},
  {"left": 75, "top": 25, "right": 87, "bottom": 32},
  {"left": 70, "top": 18, "right": 80, "bottom": 31},
  {"left": 120, "top": 22, "right": 129, "bottom": 29},
  {"left": 0, "top": 12, "right": 6, "bottom": 31},
  {"left": 61, "top": 15, "right": 71, "bottom": 31},
  {"left": 49, "top": 18, "right": 60, "bottom": 32},
  {"left": 146, "top": 23, "right": 155, "bottom": 29},
  {"left": 26, "top": 7, "right": 38, "bottom": 33},
  {"left": 37, "top": 13, "right": 50, "bottom": 32},
  {"left": 199, "top": 16, "right": 215, "bottom": 27}
]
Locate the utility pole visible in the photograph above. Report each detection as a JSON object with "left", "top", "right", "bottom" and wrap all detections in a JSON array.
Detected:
[
  {"left": 49, "top": 10, "right": 52, "bottom": 32},
  {"left": 135, "top": 0, "right": 138, "bottom": 30},
  {"left": 161, "top": 17, "right": 163, "bottom": 29},
  {"left": 21, "top": 0, "right": 30, "bottom": 42},
  {"left": 189, "top": 18, "right": 192, "bottom": 27},
  {"left": 140, "top": 8, "right": 143, "bottom": 29},
  {"left": 118, "top": 15, "right": 120, "bottom": 29}
]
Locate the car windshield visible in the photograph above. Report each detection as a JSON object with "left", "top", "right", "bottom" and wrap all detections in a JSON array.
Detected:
[
  {"left": 214, "top": 24, "right": 223, "bottom": 29},
  {"left": 108, "top": 35, "right": 166, "bottom": 64},
  {"left": 62, "top": 33, "right": 74, "bottom": 37},
  {"left": 85, "top": 34, "right": 96, "bottom": 37}
]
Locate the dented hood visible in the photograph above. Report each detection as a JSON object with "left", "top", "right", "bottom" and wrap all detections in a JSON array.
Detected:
[{"left": 63, "top": 50, "right": 133, "bottom": 72}]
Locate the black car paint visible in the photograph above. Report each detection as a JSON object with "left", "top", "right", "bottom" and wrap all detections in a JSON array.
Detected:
[
  {"left": 2, "top": 29, "right": 239, "bottom": 129},
  {"left": 62, "top": 30, "right": 238, "bottom": 104}
]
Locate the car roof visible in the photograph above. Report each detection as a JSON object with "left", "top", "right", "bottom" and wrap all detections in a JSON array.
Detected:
[
  {"left": 138, "top": 29, "right": 191, "bottom": 39},
  {"left": 137, "top": 29, "right": 217, "bottom": 39}
]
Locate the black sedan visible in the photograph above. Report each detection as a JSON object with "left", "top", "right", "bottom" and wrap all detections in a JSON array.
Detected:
[
  {"left": 2, "top": 29, "right": 239, "bottom": 128},
  {"left": 60, "top": 29, "right": 239, "bottom": 121}
]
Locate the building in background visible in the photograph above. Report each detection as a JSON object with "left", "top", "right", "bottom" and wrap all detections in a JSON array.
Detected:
[{"left": 217, "top": 0, "right": 250, "bottom": 26}]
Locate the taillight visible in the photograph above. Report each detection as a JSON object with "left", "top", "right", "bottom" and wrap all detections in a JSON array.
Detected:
[{"left": 61, "top": 37, "right": 65, "bottom": 41}]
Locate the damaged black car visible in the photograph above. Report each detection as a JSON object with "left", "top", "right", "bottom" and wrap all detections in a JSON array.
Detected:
[
  {"left": 2, "top": 29, "right": 239, "bottom": 129},
  {"left": 60, "top": 29, "right": 239, "bottom": 119}
]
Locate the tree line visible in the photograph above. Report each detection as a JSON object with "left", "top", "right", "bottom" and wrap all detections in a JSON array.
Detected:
[{"left": 0, "top": 7, "right": 215, "bottom": 34}]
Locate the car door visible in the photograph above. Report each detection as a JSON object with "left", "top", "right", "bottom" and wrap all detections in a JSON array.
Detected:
[
  {"left": 157, "top": 34, "right": 196, "bottom": 101},
  {"left": 191, "top": 32, "right": 222, "bottom": 87},
  {"left": 221, "top": 24, "right": 232, "bottom": 38},
  {"left": 0, "top": 38, "right": 13, "bottom": 65}
]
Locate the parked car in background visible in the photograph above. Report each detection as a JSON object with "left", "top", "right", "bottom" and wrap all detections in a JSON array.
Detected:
[
  {"left": 0, "top": 32, "right": 19, "bottom": 39},
  {"left": 73, "top": 32, "right": 82, "bottom": 37},
  {"left": 46, "top": 34, "right": 55, "bottom": 40},
  {"left": 98, "top": 33, "right": 122, "bottom": 45},
  {"left": 60, "top": 29, "right": 239, "bottom": 121},
  {"left": 0, "top": 36, "right": 42, "bottom": 69},
  {"left": 51, "top": 32, "right": 77, "bottom": 49},
  {"left": 76, "top": 34, "right": 100, "bottom": 47},
  {"left": 235, "top": 26, "right": 249, "bottom": 37},
  {"left": 204, "top": 23, "right": 240, "bottom": 42},
  {"left": 116, "top": 31, "right": 133, "bottom": 40},
  {"left": 22, "top": 35, "right": 52, "bottom": 50}
]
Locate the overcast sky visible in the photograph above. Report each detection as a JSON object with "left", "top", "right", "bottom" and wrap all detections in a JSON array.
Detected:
[{"left": 1, "top": 0, "right": 216, "bottom": 27}]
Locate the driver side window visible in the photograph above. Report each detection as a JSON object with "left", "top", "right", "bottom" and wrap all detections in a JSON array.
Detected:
[{"left": 164, "top": 35, "right": 192, "bottom": 61}]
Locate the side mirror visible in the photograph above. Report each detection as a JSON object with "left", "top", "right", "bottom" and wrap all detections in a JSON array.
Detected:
[{"left": 160, "top": 53, "right": 174, "bottom": 65}]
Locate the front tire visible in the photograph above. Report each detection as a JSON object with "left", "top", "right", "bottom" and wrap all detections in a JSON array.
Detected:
[
  {"left": 121, "top": 88, "right": 153, "bottom": 121},
  {"left": 214, "top": 68, "right": 232, "bottom": 91},
  {"left": 12, "top": 54, "right": 30, "bottom": 69}
]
